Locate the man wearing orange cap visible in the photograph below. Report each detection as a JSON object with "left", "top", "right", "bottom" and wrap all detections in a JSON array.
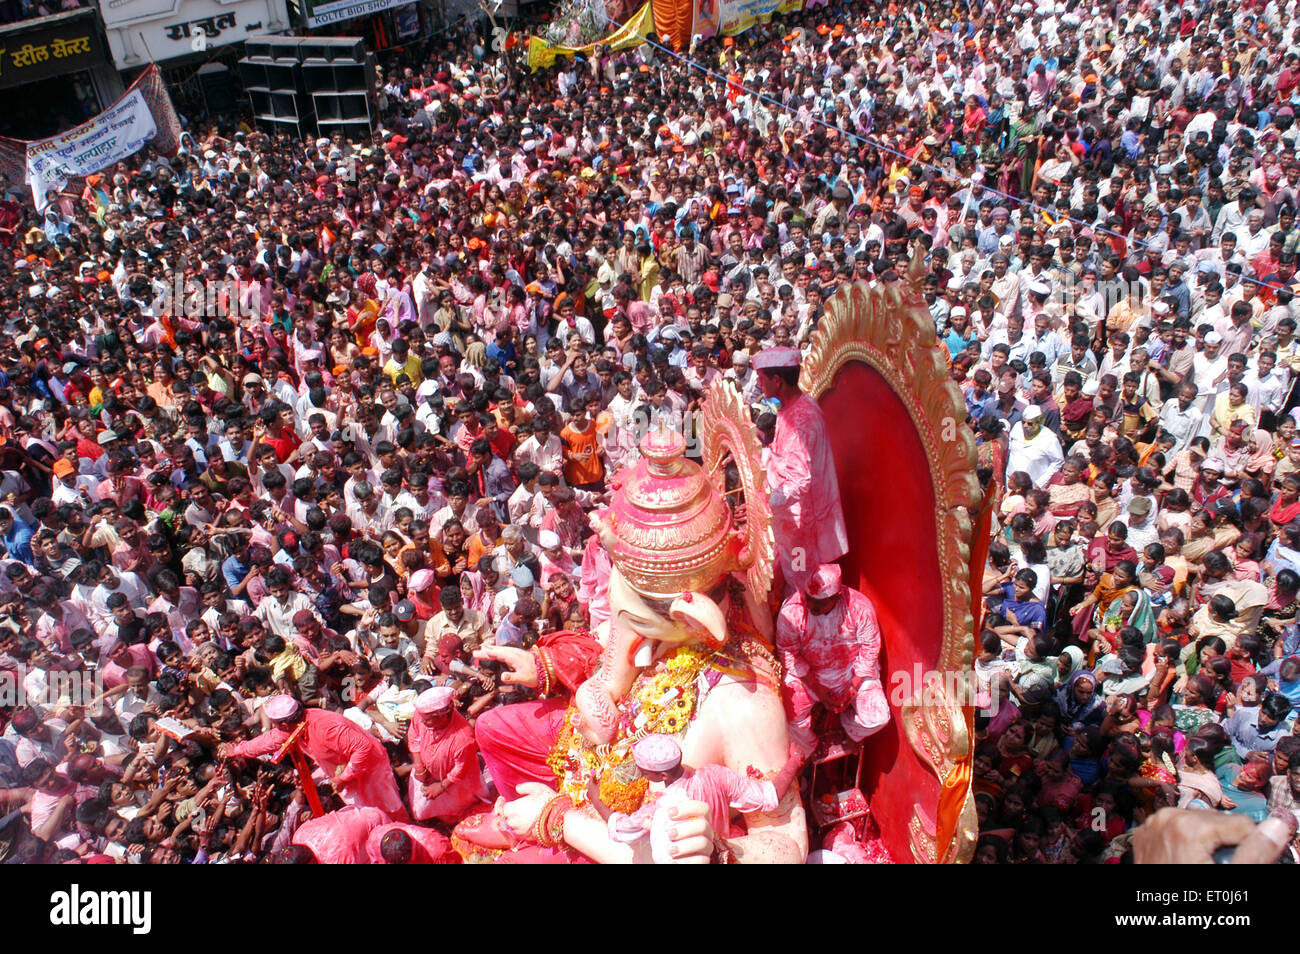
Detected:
[
  {"left": 50, "top": 458, "right": 94, "bottom": 507},
  {"left": 776, "top": 564, "right": 890, "bottom": 757},
  {"left": 753, "top": 347, "right": 848, "bottom": 591},
  {"left": 899, "top": 184, "right": 929, "bottom": 228}
]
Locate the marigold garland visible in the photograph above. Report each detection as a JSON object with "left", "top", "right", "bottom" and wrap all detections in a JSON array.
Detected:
[
  {"left": 546, "top": 644, "right": 715, "bottom": 803},
  {"left": 598, "top": 771, "right": 650, "bottom": 814}
]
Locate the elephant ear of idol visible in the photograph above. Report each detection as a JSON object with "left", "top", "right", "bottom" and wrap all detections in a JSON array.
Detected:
[{"left": 699, "top": 378, "right": 775, "bottom": 609}]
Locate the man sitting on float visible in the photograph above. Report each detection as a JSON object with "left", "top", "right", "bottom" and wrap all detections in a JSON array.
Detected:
[{"left": 776, "top": 563, "right": 890, "bottom": 757}]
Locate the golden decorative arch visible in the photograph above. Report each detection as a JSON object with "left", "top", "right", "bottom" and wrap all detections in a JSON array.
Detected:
[
  {"left": 700, "top": 379, "right": 775, "bottom": 610},
  {"left": 799, "top": 248, "right": 980, "bottom": 864}
]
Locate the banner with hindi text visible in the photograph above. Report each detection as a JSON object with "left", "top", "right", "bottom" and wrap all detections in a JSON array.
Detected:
[
  {"left": 715, "top": 0, "right": 784, "bottom": 36},
  {"left": 25, "top": 87, "right": 157, "bottom": 210}
]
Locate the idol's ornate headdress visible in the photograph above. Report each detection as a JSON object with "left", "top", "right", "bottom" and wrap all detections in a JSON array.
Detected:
[{"left": 592, "top": 381, "right": 773, "bottom": 606}]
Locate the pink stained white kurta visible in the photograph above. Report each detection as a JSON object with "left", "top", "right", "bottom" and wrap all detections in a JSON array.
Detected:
[
  {"left": 578, "top": 531, "right": 612, "bottom": 630},
  {"left": 226, "top": 708, "right": 407, "bottom": 818},
  {"left": 406, "top": 707, "right": 490, "bottom": 822},
  {"left": 766, "top": 392, "right": 849, "bottom": 590},
  {"left": 775, "top": 585, "right": 890, "bottom": 756},
  {"left": 365, "top": 822, "right": 458, "bottom": 864},
  {"left": 291, "top": 805, "right": 392, "bottom": 863}
]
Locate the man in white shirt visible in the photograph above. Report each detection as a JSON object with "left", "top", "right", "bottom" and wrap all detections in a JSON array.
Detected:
[
  {"left": 1244, "top": 350, "right": 1287, "bottom": 423},
  {"left": 253, "top": 568, "right": 322, "bottom": 640},
  {"left": 506, "top": 462, "right": 545, "bottom": 542},
  {"left": 514, "top": 419, "right": 564, "bottom": 477},
  {"left": 1118, "top": 496, "right": 1160, "bottom": 552},
  {"left": 394, "top": 472, "right": 446, "bottom": 524},
  {"left": 1007, "top": 405, "right": 1064, "bottom": 488},
  {"left": 1191, "top": 332, "right": 1229, "bottom": 402},
  {"left": 1238, "top": 209, "right": 1271, "bottom": 260},
  {"left": 724, "top": 351, "right": 762, "bottom": 404},
  {"left": 1158, "top": 381, "right": 1205, "bottom": 453}
]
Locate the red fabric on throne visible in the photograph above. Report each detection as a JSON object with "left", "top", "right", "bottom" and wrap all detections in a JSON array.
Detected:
[{"left": 815, "top": 362, "right": 950, "bottom": 862}]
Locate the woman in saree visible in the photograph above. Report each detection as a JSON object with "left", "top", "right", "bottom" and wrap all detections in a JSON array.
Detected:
[
  {"left": 1262, "top": 569, "right": 1300, "bottom": 647},
  {"left": 459, "top": 567, "right": 497, "bottom": 628},
  {"left": 1194, "top": 575, "right": 1269, "bottom": 638},
  {"left": 1146, "top": 639, "right": 1183, "bottom": 709},
  {"left": 326, "top": 327, "right": 360, "bottom": 376},
  {"left": 1060, "top": 383, "right": 1097, "bottom": 446},
  {"left": 1269, "top": 474, "right": 1300, "bottom": 529},
  {"left": 346, "top": 296, "right": 380, "bottom": 357},
  {"left": 1056, "top": 645, "right": 1087, "bottom": 689},
  {"left": 1056, "top": 670, "right": 1107, "bottom": 727},
  {"left": 1244, "top": 426, "right": 1277, "bottom": 486},
  {"left": 1090, "top": 471, "right": 1122, "bottom": 530},
  {"left": 368, "top": 317, "right": 397, "bottom": 368},
  {"left": 1209, "top": 382, "right": 1256, "bottom": 439},
  {"left": 1098, "top": 647, "right": 1152, "bottom": 701},
  {"left": 1071, "top": 559, "right": 1155, "bottom": 655},
  {"left": 1264, "top": 523, "right": 1300, "bottom": 579},
  {"left": 1181, "top": 506, "right": 1242, "bottom": 565},
  {"left": 1176, "top": 737, "right": 1235, "bottom": 810},
  {"left": 1171, "top": 673, "right": 1222, "bottom": 734},
  {"left": 994, "top": 719, "right": 1035, "bottom": 778},
  {"left": 1156, "top": 487, "right": 1193, "bottom": 536},
  {"left": 1130, "top": 729, "right": 1180, "bottom": 813},
  {"left": 976, "top": 413, "right": 1009, "bottom": 496},
  {"left": 1047, "top": 456, "right": 1091, "bottom": 518},
  {"left": 462, "top": 341, "right": 488, "bottom": 382}
]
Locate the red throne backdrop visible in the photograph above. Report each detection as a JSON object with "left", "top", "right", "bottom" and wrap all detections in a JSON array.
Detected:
[{"left": 817, "top": 361, "right": 945, "bottom": 862}]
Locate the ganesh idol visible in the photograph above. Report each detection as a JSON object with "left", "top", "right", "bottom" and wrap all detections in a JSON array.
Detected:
[{"left": 459, "top": 383, "right": 806, "bottom": 864}]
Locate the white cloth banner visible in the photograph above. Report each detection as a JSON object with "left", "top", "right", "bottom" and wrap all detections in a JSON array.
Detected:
[{"left": 25, "top": 88, "right": 157, "bottom": 210}]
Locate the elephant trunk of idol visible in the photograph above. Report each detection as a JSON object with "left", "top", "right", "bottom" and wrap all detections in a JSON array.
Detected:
[{"left": 572, "top": 588, "right": 729, "bottom": 746}]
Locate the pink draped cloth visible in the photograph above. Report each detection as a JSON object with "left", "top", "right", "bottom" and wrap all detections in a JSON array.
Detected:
[
  {"left": 380, "top": 289, "right": 417, "bottom": 328},
  {"left": 475, "top": 697, "right": 569, "bottom": 800},
  {"left": 776, "top": 586, "right": 890, "bottom": 755},
  {"left": 228, "top": 709, "right": 407, "bottom": 819},
  {"left": 291, "top": 806, "right": 391, "bottom": 863},
  {"left": 767, "top": 393, "right": 848, "bottom": 590},
  {"left": 406, "top": 709, "right": 489, "bottom": 823},
  {"left": 1246, "top": 429, "right": 1276, "bottom": 477},
  {"left": 626, "top": 301, "right": 653, "bottom": 334},
  {"left": 461, "top": 571, "right": 497, "bottom": 626}
]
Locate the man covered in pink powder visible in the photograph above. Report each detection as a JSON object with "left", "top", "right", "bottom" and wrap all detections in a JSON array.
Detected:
[
  {"left": 406, "top": 686, "right": 489, "bottom": 823},
  {"left": 776, "top": 564, "right": 890, "bottom": 757},
  {"left": 220, "top": 694, "right": 408, "bottom": 820},
  {"left": 753, "top": 346, "right": 848, "bottom": 591}
]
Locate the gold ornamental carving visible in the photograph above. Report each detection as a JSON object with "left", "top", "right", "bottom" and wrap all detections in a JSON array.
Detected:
[{"left": 700, "top": 378, "right": 775, "bottom": 609}]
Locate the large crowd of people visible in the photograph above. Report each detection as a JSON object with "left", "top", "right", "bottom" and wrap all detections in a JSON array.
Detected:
[
  {"left": 960, "top": 0, "right": 1300, "bottom": 862},
  {"left": 1, "top": 0, "right": 1299, "bottom": 864}
]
